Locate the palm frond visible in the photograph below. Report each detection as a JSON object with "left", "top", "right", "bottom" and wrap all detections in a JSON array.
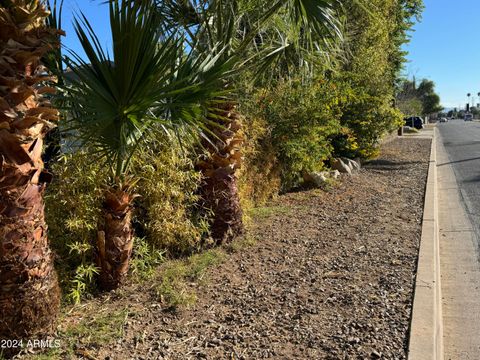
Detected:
[
  {"left": 156, "top": 0, "right": 342, "bottom": 83},
  {"left": 43, "top": 0, "right": 65, "bottom": 81},
  {"left": 62, "top": 0, "right": 235, "bottom": 179}
]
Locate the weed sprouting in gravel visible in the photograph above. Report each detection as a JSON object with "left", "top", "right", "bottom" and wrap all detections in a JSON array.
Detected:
[{"left": 156, "top": 249, "right": 225, "bottom": 310}]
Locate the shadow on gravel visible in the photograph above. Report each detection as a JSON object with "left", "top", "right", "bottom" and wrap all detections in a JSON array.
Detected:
[{"left": 365, "top": 159, "right": 423, "bottom": 171}]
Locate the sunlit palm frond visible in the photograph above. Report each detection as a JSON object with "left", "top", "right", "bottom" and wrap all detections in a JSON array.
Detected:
[
  {"left": 157, "top": 0, "right": 342, "bottom": 82},
  {"left": 62, "top": 0, "right": 235, "bottom": 178},
  {"left": 286, "top": 0, "right": 342, "bottom": 40},
  {"left": 43, "top": 0, "right": 64, "bottom": 81}
]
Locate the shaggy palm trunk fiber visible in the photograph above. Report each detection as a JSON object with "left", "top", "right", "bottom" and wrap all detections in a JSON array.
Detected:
[
  {"left": 96, "top": 187, "right": 135, "bottom": 290},
  {"left": 197, "top": 103, "right": 244, "bottom": 244},
  {"left": 0, "top": 0, "right": 62, "bottom": 352}
]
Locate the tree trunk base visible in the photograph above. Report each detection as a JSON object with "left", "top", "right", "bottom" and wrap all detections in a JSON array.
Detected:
[
  {"left": 201, "top": 168, "right": 244, "bottom": 244},
  {"left": 0, "top": 261, "right": 60, "bottom": 358},
  {"left": 96, "top": 187, "right": 135, "bottom": 291}
]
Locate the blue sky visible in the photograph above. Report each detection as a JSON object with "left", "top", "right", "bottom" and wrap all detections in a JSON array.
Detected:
[
  {"left": 404, "top": 0, "right": 480, "bottom": 109},
  {"left": 60, "top": 0, "right": 111, "bottom": 59},
  {"left": 60, "top": 0, "right": 473, "bottom": 110}
]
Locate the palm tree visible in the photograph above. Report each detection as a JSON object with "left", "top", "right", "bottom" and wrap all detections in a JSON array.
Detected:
[
  {"left": 62, "top": 0, "right": 236, "bottom": 290},
  {"left": 43, "top": 0, "right": 64, "bottom": 167},
  {"left": 159, "top": 0, "right": 342, "bottom": 243},
  {"left": 0, "top": 0, "right": 63, "bottom": 350}
]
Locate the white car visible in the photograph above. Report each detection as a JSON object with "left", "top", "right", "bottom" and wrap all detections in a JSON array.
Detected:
[{"left": 464, "top": 113, "right": 473, "bottom": 121}]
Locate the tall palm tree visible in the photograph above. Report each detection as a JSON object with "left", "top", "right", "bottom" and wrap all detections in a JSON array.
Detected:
[
  {"left": 62, "top": 0, "right": 236, "bottom": 290},
  {"left": 0, "top": 0, "right": 63, "bottom": 350},
  {"left": 42, "top": 0, "right": 64, "bottom": 167},
  {"left": 159, "top": 0, "right": 342, "bottom": 243}
]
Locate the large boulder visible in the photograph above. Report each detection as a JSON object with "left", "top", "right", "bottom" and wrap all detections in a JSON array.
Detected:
[
  {"left": 340, "top": 157, "right": 353, "bottom": 171},
  {"left": 342, "top": 157, "right": 360, "bottom": 171},
  {"left": 302, "top": 171, "right": 329, "bottom": 187},
  {"left": 332, "top": 158, "right": 352, "bottom": 175},
  {"left": 329, "top": 170, "right": 341, "bottom": 179},
  {"left": 354, "top": 158, "right": 362, "bottom": 170},
  {"left": 340, "top": 157, "right": 360, "bottom": 171}
]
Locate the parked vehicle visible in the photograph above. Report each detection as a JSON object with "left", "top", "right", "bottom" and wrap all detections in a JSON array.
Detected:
[
  {"left": 464, "top": 113, "right": 473, "bottom": 121},
  {"left": 439, "top": 117, "right": 448, "bottom": 123},
  {"left": 404, "top": 116, "right": 424, "bottom": 129}
]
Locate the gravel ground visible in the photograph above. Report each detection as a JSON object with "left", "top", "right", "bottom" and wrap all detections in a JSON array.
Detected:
[{"left": 22, "top": 137, "right": 431, "bottom": 360}]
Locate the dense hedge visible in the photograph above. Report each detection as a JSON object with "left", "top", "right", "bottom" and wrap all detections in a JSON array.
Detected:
[
  {"left": 45, "top": 137, "right": 205, "bottom": 302},
  {"left": 241, "top": 76, "right": 343, "bottom": 191},
  {"left": 43, "top": 0, "right": 423, "bottom": 303}
]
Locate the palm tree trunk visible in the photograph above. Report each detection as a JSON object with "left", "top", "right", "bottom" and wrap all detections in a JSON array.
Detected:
[
  {"left": 197, "top": 103, "right": 244, "bottom": 244},
  {"left": 0, "top": 1, "right": 63, "bottom": 351},
  {"left": 96, "top": 187, "right": 135, "bottom": 290},
  {"left": 0, "top": 159, "right": 61, "bottom": 348}
]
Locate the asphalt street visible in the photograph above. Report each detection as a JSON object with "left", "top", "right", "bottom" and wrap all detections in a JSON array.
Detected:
[{"left": 437, "top": 119, "right": 480, "bottom": 246}]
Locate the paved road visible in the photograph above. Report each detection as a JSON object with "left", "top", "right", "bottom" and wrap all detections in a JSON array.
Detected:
[
  {"left": 437, "top": 119, "right": 480, "bottom": 245},
  {"left": 435, "top": 121, "right": 480, "bottom": 359}
]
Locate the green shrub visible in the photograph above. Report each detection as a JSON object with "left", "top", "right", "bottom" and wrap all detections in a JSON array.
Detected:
[
  {"left": 131, "top": 137, "right": 208, "bottom": 256},
  {"left": 236, "top": 112, "right": 281, "bottom": 213},
  {"left": 338, "top": 84, "right": 404, "bottom": 158},
  {"left": 403, "top": 126, "right": 419, "bottom": 133},
  {"left": 130, "top": 237, "right": 165, "bottom": 280},
  {"left": 45, "top": 151, "right": 107, "bottom": 303},
  {"left": 156, "top": 249, "right": 225, "bottom": 309},
  {"left": 244, "top": 76, "right": 342, "bottom": 191},
  {"left": 45, "top": 136, "right": 205, "bottom": 303},
  {"left": 328, "top": 126, "right": 360, "bottom": 159}
]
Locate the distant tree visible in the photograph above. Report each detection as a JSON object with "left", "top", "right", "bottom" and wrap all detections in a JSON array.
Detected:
[
  {"left": 397, "top": 97, "right": 423, "bottom": 116},
  {"left": 470, "top": 106, "right": 480, "bottom": 118},
  {"left": 396, "top": 78, "right": 442, "bottom": 116},
  {"left": 335, "top": 0, "right": 418, "bottom": 156},
  {"left": 422, "top": 93, "right": 443, "bottom": 115},
  {"left": 417, "top": 79, "right": 435, "bottom": 95},
  {"left": 396, "top": 79, "right": 421, "bottom": 115}
]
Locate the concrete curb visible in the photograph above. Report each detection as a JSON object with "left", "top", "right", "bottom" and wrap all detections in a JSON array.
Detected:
[{"left": 407, "top": 129, "right": 443, "bottom": 360}]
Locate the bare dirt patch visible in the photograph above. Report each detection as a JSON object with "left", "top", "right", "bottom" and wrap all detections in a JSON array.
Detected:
[{"left": 21, "top": 137, "right": 431, "bottom": 360}]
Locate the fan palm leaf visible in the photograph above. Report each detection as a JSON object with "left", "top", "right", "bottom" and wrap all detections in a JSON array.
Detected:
[
  {"left": 64, "top": 1, "right": 236, "bottom": 178},
  {"left": 155, "top": 0, "right": 343, "bottom": 243},
  {"left": 62, "top": 0, "right": 236, "bottom": 289}
]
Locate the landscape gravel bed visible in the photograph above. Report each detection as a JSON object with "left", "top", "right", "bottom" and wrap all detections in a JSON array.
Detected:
[{"left": 25, "top": 137, "right": 431, "bottom": 360}]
